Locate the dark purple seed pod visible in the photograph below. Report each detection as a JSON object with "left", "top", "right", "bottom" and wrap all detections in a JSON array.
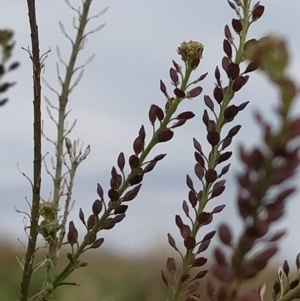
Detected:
[
  {"left": 215, "top": 66, "right": 221, "bottom": 84},
  {"left": 223, "top": 39, "right": 232, "bottom": 58},
  {"left": 226, "top": 63, "right": 240, "bottom": 80},
  {"left": 193, "top": 138, "right": 203, "bottom": 154},
  {"left": 204, "top": 95, "right": 214, "bottom": 112},
  {"left": 91, "top": 238, "right": 104, "bottom": 249},
  {"left": 238, "top": 101, "right": 249, "bottom": 111},
  {"left": 169, "top": 67, "right": 179, "bottom": 85},
  {"left": 219, "top": 163, "right": 230, "bottom": 177},
  {"left": 156, "top": 105, "right": 165, "bottom": 121},
  {"left": 227, "top": 0, "right": 236, "bottom": 10},
  {"left": 192, "top": 257, "right": 207, "bottom": 267},
  {"left": 188, "top": 190, "right": 197, "bottom": 207},
  {"left": 196, "top": 72, "right": 208, "bottom": 82},
  {"left": 205, "top": 169, "right": 218, "bottom": 183},
  {"left": 129, "top": 154, "right": 139, "bottom": 169},
  {"left": 273, "top": 281, "right": 280, "bottom": 295},
  {"left": 197, "top": 240, "right": 211, "bottom": 253},
  {"left": 283, "top": 260, "right": 289, "bottom": 277},
  {"left": 182, "top": 200, "right": 189, "bottom": 217},
  {"left": 222, "top": 56, "right": 231, "bottom": 72},
  {"left": 232, "top": 18, "right": 242, "bottom": 33},
  {"left": 197, "top": 212, "right": 213, "bottom": 225},
  {"left": 87, "top": 214, "right": 97, "bottom": 230},
  {"left": 232, "top": 75, "right": 249, "bottom": 92},
  {"left": 191, "top": 58, "right": 200, "bottom": 69},
  {"left": 187, "top": 86, "right": 203, "bottom": 98},
  {"left": 79, "top": 208, "right": 85, "bottom": 225},
  {"left": 153, "top": 153, "right": 167, "bottom": 162},
  {"left": 296, "top": 253, "right": 300, "bottom": 270},
  {"left": 171, "top": 119, "right": 186, "bottom": 129},
  {"left": 245, "top": 61, "right": 259, "bottom": 73},
  {"left": 139, "top": 125, "right": 146, "bottom": 141},
  {"left": 202, "top": 230, "right": 216, "bottom": 241},
  {"left": 166, "top": 257, "right": 176, "bottom": 273},
  {"left": 194, "top": 152, "right": 205, "bottom": 167},
  {"left": 194, "top": 163, "right": 204, "bottom": 180},
  {"left": 143, "top": 161, "right": 157, "bottom": 173},
  {"left": 221, "top": 137, "right": 232, "bottom": 150},
  {"left": 114, "top": 205, "right": 128, "bottom": 214},
  {"left": 213, "top": 86, "right": 224, "bottom": 103},
  {"left": 194, "top": 270, "right": 209, "bottom": 280},
  {"left": 97, "top": 183, "right": 104, "bottom": 201},
  {"left": 172, "top": 60, "right": 181, "bottom": 72},
  {"left": 129, "top": 173, "right": 143, "bottom": 185},
  {"left": 224, "top": 25, "right": 232, "bottom": 41},
  {"left": 133, "top": 136, "right": 144, "bottom": 155},
  {"left": 202, "top": 110, "right": 209, "bottom": 127},
  {"left": 122, "top": 184, "right": 142, "bottom": 201},
  {"left": 92, "top": 200, "right": 103, "bottom": 216},
  {"left": 217, "top": 151, "right": 232, "bottom": 164},
  {"left": 207, "top": 131, "right": 220, "bottom": 146},
  {"left": 108, "top": 189, "right": 119, "bottom": 201},
  {"left": 174, "top": 88, "right": 186, "bottom": 98},
  {"left": 117, "top": 152, "right": 125, "bottom": 172},
  {"left": 224, "top": 105, "right": 238, "bottom": 120},
  {"left": 175, "top": 214, "right": 184, "bottom": 230},
  {"left": 113, "top": 213, "right": 126, "bottom": 223},
  {"left": 158, "top": 129, "right": 174, "bottom": 142},
  {"left": 167, "top": 233, "right": 178, "bottom": 250},
  {"left": 227, "top": 125, "right": 241, "bottom": 138},
  {"left": 160, "top": 80, "right": 167, "bottom": 95},
  {"left": 211, "top": 185, "right": 225, "bottom": 199},
  {"left": 212, "top": 204, "right": 226, "bottom": 214},
  {"left": 186, "top": 174, "right": 195, "bottom": 191},
  {"left": 184, "top": 236, "right": 196, "bottom": 250},
  {"left": 177, "top": 111, "right": 195, "bottom": 120},
  {"left": 101, "top": 221, "right": 116, "bottom": 230},
  {"left": 67, "top": 221, "right": 78, "bottom": 246},
  {"left": 218, "top": 223, "right": 232, "bottom": 246},
  {"left": 180, "top": 274, "right": 190, "bottom": 282},
  {"left": 149, "top": 104, "right": 157, "bottom": 125},
  {"left": 252, "top": 5, "right": 265, "bottom": 20}
]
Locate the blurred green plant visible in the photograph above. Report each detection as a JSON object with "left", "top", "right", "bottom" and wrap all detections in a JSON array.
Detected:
[{"left": 0, "top": 29, "right": 19, "bottom": 106}]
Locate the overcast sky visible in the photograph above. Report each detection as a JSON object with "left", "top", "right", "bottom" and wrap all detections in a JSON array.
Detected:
[{"left": 1, "top": 0, "right": 299, "bottom": 261}]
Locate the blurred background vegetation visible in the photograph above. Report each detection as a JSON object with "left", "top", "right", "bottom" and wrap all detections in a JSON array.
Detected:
[{"left": 0, "top": 241, "right": 288, "bottom": 301}]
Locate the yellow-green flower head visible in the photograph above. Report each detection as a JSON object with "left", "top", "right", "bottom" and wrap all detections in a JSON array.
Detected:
[{"left": 177, "top": 41, "right": 204, "bottom": 64}]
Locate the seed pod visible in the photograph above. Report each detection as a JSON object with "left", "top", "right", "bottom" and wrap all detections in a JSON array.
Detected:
[
  {"left": 158, "top": 129, "right": 174, "bottom": 142},
  {"left": 166, "top": 257, "right": 176, "bottom": 274},
  {"left": 223, "top": 39, "right": 232, "bottom": 58},
  {"left": 232, "top": 18, "right": 242, "bottom": 33},
  {"left": 252, "top": 5, "right": 265, "bottom": 20},
  {"left": 67, "top": 221, "right": 78, "bottom": 246},
  {"left": 207, "top": 131, "right": 220, "bottom": 146},
  {"left": 92, "top": 199, "right": 103, "bottom": 216},
  {"left": 184, "top": 236, "right": 196, "bottom": 250},
  {"left": 91, "top": 238, "right": 104, "bottom": 249},
  {"left": 169, "top": 67, "right": 179, "bottom": 85}
]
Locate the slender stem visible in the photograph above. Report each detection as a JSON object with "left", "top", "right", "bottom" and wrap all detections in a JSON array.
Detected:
[
  {"left": 50, "top": 0, "right": 93, "bottom": 265},
  {"left": 20, "top": 1, "right": 42, "bottom": 301}
]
